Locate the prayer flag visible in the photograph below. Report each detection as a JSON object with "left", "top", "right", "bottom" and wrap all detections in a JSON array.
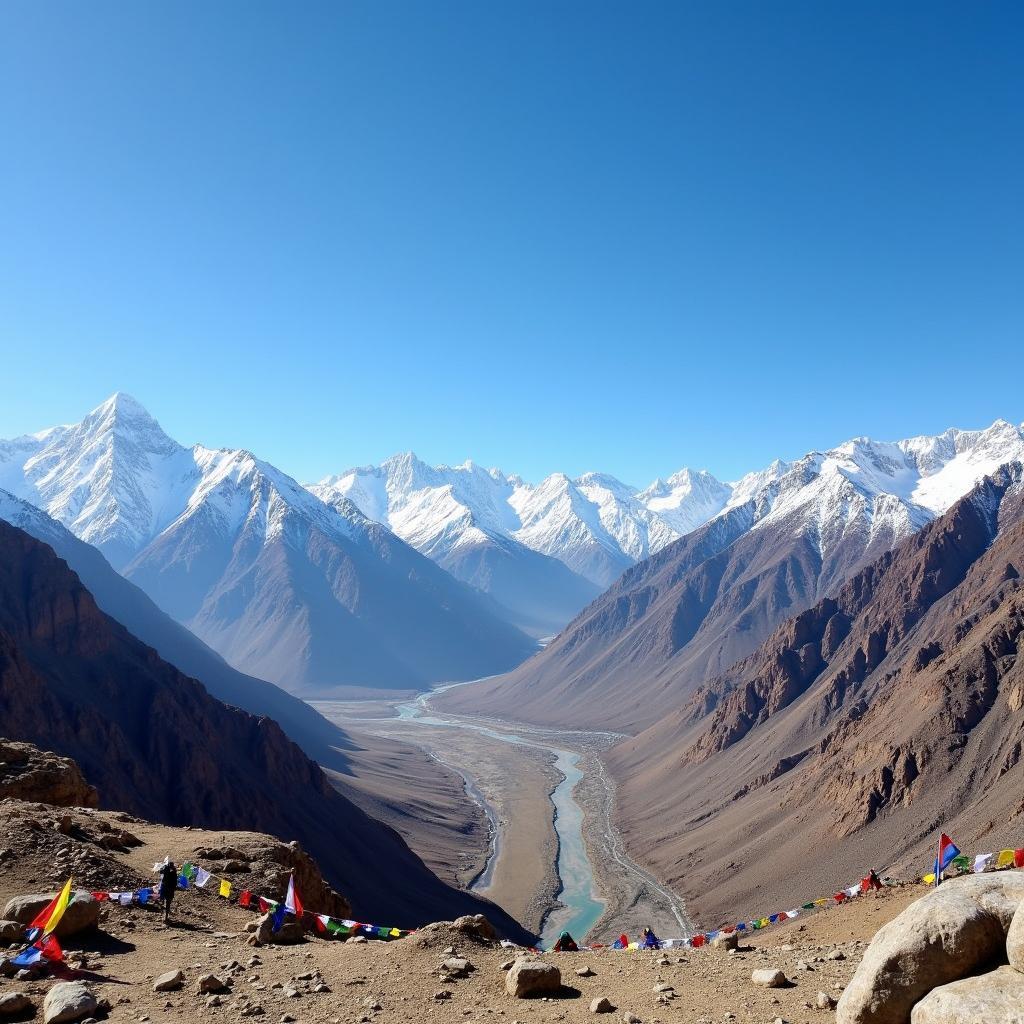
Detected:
[
  {"left": 219, "top": 880, "right": 232, "bottom": 899},
  {"left": 11, "top": 945, "right": 42, "bottom": 967},
  {"left": 239, "top": 891, "right": 251, "bottom": 908},
  {"left": 27, "top": 878, "right": 73, "bottom": 939},
  {"left": 612, "top": 934, "right": 629, "bottom": 949},
  {"left": 177, "top": 874, "right": 189, "bottom": 890},
  {"left": 973, "top": 853, "right": 993, "bottom": 873},
  {"left": 389, "top": 928, "right": 401, "bottom": 937},
  {"left": 922, "top": 872, "right": 936, "bottom": 885},
  {"left": 284, "top": 873, "right": 303, "bottom": 918},
  {"left": 118, "top": 893, "right": 132, "bottom": 906},
  {"left": 195, "top": 868, "right": 211, "bottom": 888},
  {"left": 996, "top": 849, "right": 1015, "bottom": 868},
  {"left": 258, "top": 898, "right": 270, "bottom": 913},
  {"left": 934, "top": 833, "right": 960, "bottom": 885},
  {"left": 1016, "top": 849, "right": 1024, "bottom": 868},
  {"left": 137, "top": 888, "right": 151, "bottom": 904}
]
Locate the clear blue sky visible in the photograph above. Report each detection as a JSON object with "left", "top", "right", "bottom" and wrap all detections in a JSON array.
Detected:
[{"left": 1, "top": 1, "right": 1021, "bottom": 486}]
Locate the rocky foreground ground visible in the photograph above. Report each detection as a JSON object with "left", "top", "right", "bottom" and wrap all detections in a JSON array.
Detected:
[{"left": 0, "top": 788, "right": 942, "bottom": 1024}]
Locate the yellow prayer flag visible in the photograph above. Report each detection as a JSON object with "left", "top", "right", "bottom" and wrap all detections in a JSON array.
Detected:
[
  {"left": 40, "top": 878, "right": 73, "bottom": 936},
  {"left": 389, "top": 928, "right": 401, "bottom": 937},
  {"left": 219, "top": 880, "right": 232, "bottom": 899},
  {"left": 996, "top": 849, "right": 1015, "bottom": 868},
  {"left": 922, "top": 873, "right": 936, "bottom": 885}
]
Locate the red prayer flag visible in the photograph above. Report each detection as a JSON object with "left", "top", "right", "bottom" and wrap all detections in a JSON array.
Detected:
[
  {"left": 239, "top": 891, "right": 251, "bottom": 908},
  {"left": 1015, "top": 849, "right": 1024, "bottom": 868},
  {"left": 691, "top": 935, "right": 705, "bottom": 948}
]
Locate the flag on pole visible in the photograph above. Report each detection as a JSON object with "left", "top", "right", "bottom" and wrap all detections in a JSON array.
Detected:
[
  {"left": 933, "top": 833, "right": 960, "bottom": 886},
  {"left": 26, "top": 878, "right": 73, "bottom": 941},
  {"left": 284, "top": 873, "right": 303, "bottom": 918}
]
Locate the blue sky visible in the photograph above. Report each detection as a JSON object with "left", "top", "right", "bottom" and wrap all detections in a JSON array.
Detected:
[{"left": 1, "top": 1, "right": 1021, "bottom": 486}]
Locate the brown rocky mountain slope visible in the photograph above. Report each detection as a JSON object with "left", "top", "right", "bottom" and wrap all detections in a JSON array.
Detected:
[
  {"left": 607, "top": 466, "right": 1024, "bottom": 925},
  {"left": 438, "top": 474, "right": 918, "bottom": 733},
  {"left": 0, "top": 520, "right": 531, "bottom": 940}
]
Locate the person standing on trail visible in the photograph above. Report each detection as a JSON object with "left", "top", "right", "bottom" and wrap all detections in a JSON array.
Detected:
[{"left": 158, "top": 858, "right": 179, "bottom": 922}]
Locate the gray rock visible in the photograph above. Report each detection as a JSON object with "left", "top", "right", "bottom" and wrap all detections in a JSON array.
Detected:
[
  {"left": 622, "top": 1015, "right": 642, "bottom": 1023},
  {"left": 255, "top": 912, "right": 304, "bottom": 945},
  {"left": 196, "top": 974, "right": 230, "bottom": 994},
  {"left": 910, "top": 966, "right": 1024, "bottom": 1023},
  {"left": 751, "top": 969, "right": 787, "bottom": 988},
  {"left": 505, "top": 958, "right": 562, "bottom": 998},
  {"left": 816, "top": 991, "right": 837, "bottom": 1009},
  {"left": 0, "top": 920, "right": 24, "bottom": 943},
  {"left": 590, "top": 997, "right": 614, "bottom": 1013},
  {"left": 4, "top": 892, "right": 99, "bottom": 937},
  {"left": 452, "top": 914, "right": 498, "bottom": 942},
  {"left": 1007, "top": 899, "right": 1024, "bottom": 973},
  {"left": 576, "top": 966, "right": 595, "bottom": 977},
  {"left": 441, "top": 957, "right": 474, "bottom": 977},
  {"left": 711, "top": 931, "right": 739, "bottom": 951},
  {"left": 42, "top": 982, "right": 97, "bottom": 1024},
  {"left": 837, "top": 873, "right": 1024, "bottom": 1024},
  {"left": 152, "top": 969, "right": 185, "bottom": 992},
  {"left": 0, "top": 992, "right": 32, "bottom": 1015}
]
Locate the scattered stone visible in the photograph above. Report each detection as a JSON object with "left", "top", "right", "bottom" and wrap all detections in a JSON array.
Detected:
[
  {"left": 751, "top": 969, "right": 788, "bottom": 988},
  {"left": 0, "top": 992, "right": 32, "bottom": 1016},
  {"left": 653, "top": 983, "right": 674, "bottom": 993},
  {"left": 42, "top": 981, "right": 97, "bottom": 1024},
  {"left": 576, "top": 966, "right": 596, "bottom": 977},
  {"left": 433, "top": 991, "right": 452, "bottom": 1001},
  {"left": 817, "top": 991, "right": 837, "bottom": 1010},
  {"left": 505, "top": 958, "right": 561, "bottom": 998},
  {"left": 197, "top": 974, "right": 230, "bottom": 994},
  {"left": 590, "top": 997, "right": 614, "bottom": 1013},
  {"left": 796, "top": 960, "right": 814, "bottom": 972},
  {"left": 442, "top": 956, "right": 474, "bottom": 977},
  {"left": 623, "top": 1015, "right": 642, "bottom": 1024},
  {"left": 827, "top": 950, "right": 846, "bottom": 961},
  {"left": 239, "top": 1006, "right": 265, "bottom": 1017},
  {"left": 500, "top": 960, "right": 515, "bottom": 971},
  {"left": 255, "top": 913, "right": 304, "bottom": 946},
  {"left": 711, "top": 932, "right": 739, "bottom": 951},
  {"left": 152, "top": 970, "right": 185, "bottom": 992},
  {"left": 205, "top": 996, "right": 223, "bottom": 1008}
]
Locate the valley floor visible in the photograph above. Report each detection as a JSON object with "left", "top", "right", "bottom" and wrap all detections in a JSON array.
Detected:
[{"left": 316, "top": 695, "right": 690, "bottom": 944}]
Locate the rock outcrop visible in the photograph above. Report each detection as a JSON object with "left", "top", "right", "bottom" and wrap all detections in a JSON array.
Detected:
[
  {"left": 909, "top": 966, "right": 1024, "bottom": 1024},
  {"left": 0, "top": 740, "right": 97, "bottom": 808}
]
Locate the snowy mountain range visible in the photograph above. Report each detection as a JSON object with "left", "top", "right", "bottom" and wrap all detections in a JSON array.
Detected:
[
  {"left": 0, "top": 395, "right": 534, "bottom": 695},
  {"left": 438, "top": 417, "right": 1024, "bottom": 730},
  {"left": 311, "top": 421, "right": 1024, "bottom": 635},
  {"left": 4, "top": 395, "right": 1023, "bottom": 698}
]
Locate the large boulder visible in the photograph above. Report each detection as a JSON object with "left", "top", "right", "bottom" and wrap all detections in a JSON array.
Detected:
[
  {"left": 1008, "top": 900, "right": 1024, "bottom": 973},
  {"left": 837, "top": 873, "right": 1024, "bottom": 1024},
  {"left": 505, "top": 958, "right": 562, "bottom": 997},
  {"left": 42, "top": 981, "right": 97, "bottom": 1023},
  {"left": 3, "top": 891, "right": 99, "bottom": 937},
  {"left": 910, "top": 966, "right": 1024, "bottom": 1023}
]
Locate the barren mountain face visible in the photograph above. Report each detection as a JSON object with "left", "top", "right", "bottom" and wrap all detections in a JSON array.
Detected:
[
  {"left": 0, "top": 519, "right": 532, "bottom": 939},
  {"left": 607, "top": 467, "right": 1024, "bottom": 923}
]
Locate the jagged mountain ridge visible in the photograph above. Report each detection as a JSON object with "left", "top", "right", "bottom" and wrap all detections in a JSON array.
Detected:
[
  {"left": 605, "top": 466, "right": 1024, "bottom": 923},
  {"left": 312, "top": 454, "right": 732, "bottom": 598},
  {"left": 0, "top": 395, "right": 535, "bottom": 696},
  {"left": 437, "top": 419, "right": 1024, "bottom": 731},
  {"left": 0, "top": 518, "right": 533, "bottom": 938}
]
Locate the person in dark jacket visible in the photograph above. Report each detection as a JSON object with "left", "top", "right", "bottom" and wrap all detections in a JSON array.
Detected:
[
  {"left": 640, "top": 926, "right": 661, "bottom": 949},
  {"left": 158, "top": 859, "right": 178, "bottom": 922},
  {"left": 553, "top": 930, "right": 579, "bottom": 952}
]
